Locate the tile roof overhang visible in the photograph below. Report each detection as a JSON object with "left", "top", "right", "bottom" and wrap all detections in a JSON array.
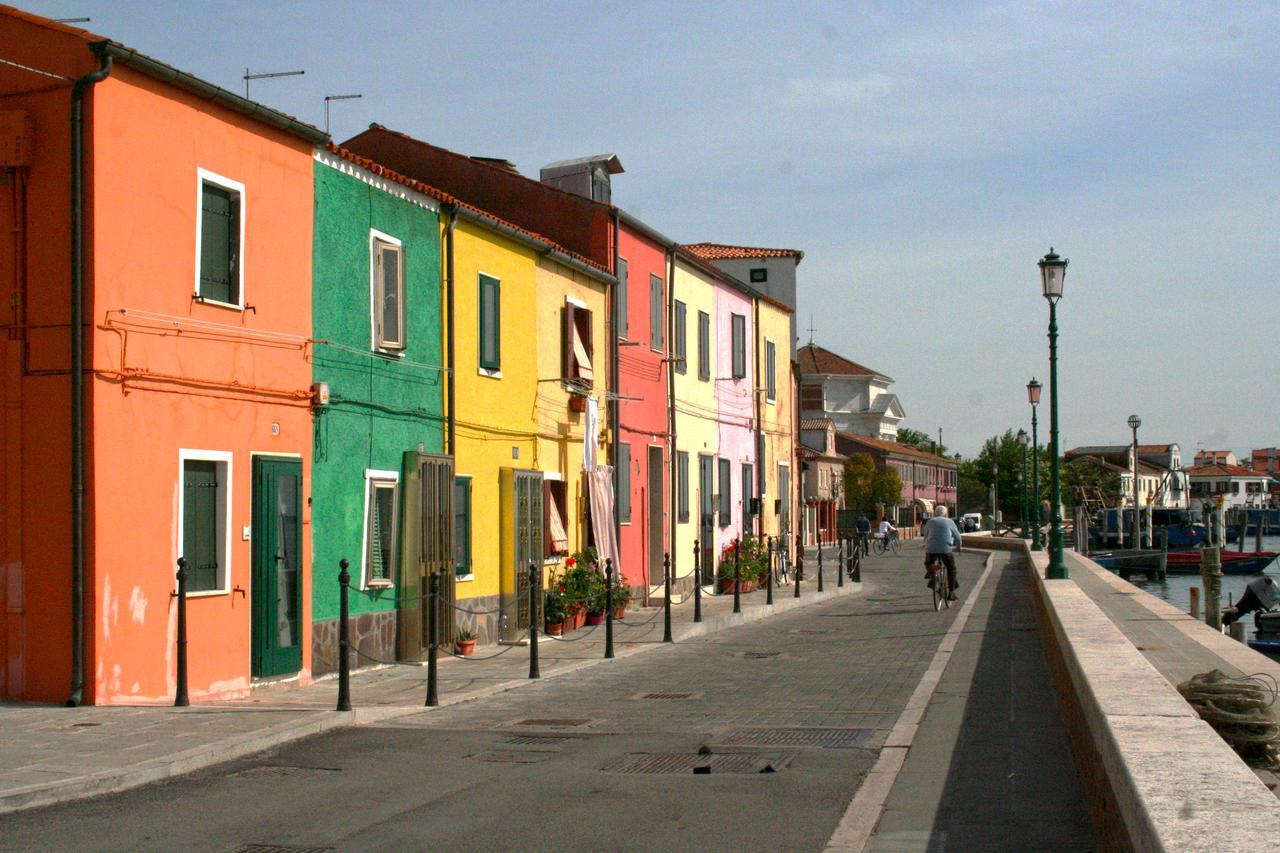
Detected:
[
  {"left": 797, "top": 344, "right": 891, "bottom": 382},
  {"left": 684, "top": 242, "right": 804, "bottom": 264}
]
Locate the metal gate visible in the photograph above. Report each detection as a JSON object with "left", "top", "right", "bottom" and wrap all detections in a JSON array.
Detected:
[
  {"left": 398, "top": 451, "right": 454, "bottom": 660},
  {"left": 500, "top": 468, "right": 543, "bottom": 642}
]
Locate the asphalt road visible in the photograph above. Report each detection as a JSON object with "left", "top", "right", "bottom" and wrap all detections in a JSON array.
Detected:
[{"left": 1, "top": 546, "right": 1092, "bottom": 852}]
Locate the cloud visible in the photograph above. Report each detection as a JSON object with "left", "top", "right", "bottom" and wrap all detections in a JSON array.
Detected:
[{"left": 781, "top": 73, "right": 907, "bottom": 109}]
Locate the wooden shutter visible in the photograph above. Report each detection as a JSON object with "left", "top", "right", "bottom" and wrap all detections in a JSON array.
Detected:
[
  {"left": 698, "top": 311, "right": 710, "bottom": 381},
  {"left": 479, "top": 275, "right": 500, "bottom": 370},
  {"left": 615, "top": 259, "right": 628, "bottom": 339},
  {"left": 673, "top": 301, "right": 687, "bottom": 373},
  {"left": 199, "top": 183, "right": 236, "bottom": 305},
  {"left": 766, "top": 341, "right": 776, "bottom": 400},
  {"left": 453, "top": 477, "right": 471, "bottom": 575},
  {"left": 375, "top": 241, "right": 404, "bottom": 350},
  {"left": 618, "top": 444, "right": 631, "bottom": 523},
  {"left": 650, "top": 274, "right": 663, "bottom": 350},
  {"left": 678, "top": 451, "right": 690, "bottom": 522},
  {"left": 183, "top": 461, "right": 220, "bottom": 592},
  {"left": 562, "top": 304, "right": 576, "bottom": 379},
  {"left": 718, "top": 458, "right": 731, "bottom": 527},
  {"left": 731, "top": 314, "right": 746, "bottom": 378}
]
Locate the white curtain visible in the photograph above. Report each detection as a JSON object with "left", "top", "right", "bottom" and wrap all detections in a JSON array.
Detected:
[{"left": 587, "top": 465, "right": 619, "bottom": 571}]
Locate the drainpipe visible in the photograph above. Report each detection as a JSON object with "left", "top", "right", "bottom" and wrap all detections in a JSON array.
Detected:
[
  {"left": 753, "top": 297, "right": 763, "bottom": 541},
  {"left": 610, "top": 210, "right": 621, "bottom": 581},
  {"left": 443, "top": 205, "right": 457, "bottom": 458},
  {"left": 67, "top": 52, "right": 113, "bottom": 707},
  {"left": 666, "top": 246, "right": 677, "bottom": 590}
]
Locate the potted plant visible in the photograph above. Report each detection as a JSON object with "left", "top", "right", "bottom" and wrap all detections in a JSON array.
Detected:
[
  {"left": 611, "top": 574, "right": 632, "bottom": 619},
  {"left": 455, "top": 627, "right": 478, "bottom": 656},
  {"left": 544, "top": 587, "right": 567, "bottom": 636}
]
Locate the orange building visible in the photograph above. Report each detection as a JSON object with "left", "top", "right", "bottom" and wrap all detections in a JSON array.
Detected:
[{"left": 0, "top": 8, "right": 324, "bottom": 703}]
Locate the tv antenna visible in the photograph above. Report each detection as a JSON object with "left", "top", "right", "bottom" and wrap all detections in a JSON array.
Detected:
[
  {"left": 324, "top": 94, "right": 362, "bottom": 133},
  {"left": 243, "top": 67, "right": 304, "bottom": 99}
]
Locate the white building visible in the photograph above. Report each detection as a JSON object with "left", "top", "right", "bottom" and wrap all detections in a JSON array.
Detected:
[
  {"left": 1186, "top": 463, "right": 1274, "bottom": 510},
  {"left": 684, "top": 244, "right": 803, "bottom": 346},
  {"left": 797, "top": 344, "right": 903, "bottom": 441},
  {"left": 1065, "top": 443, "right": 1188, "bottom": 509}
]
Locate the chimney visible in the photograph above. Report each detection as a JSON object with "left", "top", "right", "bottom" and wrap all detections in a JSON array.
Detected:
[{"left": 540, "top": 154, "right": 624, "bottom": 204}]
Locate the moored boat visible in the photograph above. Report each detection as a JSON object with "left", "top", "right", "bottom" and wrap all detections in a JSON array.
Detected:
[{"left": 1091, "top": 548, "right": 1278, "bottom": 575}]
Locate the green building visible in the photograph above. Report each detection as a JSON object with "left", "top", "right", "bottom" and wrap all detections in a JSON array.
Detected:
[{"left": 311, "top": 149, "right": 447, "bottom": 675}]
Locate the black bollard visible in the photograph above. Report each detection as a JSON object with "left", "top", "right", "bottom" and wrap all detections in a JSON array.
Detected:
[
  {"left": 528, "top": 562, "right": 540, "bottom": 679},
  {"left": 663, "top": 553, "right": 673, "bottom": 643},
  {"left": 837, "top": 538, "right": 845, "bottom": 588},
  {"left": 426, "top": 571, "right": 439, "bottom": 707},
  {"left": 173, "top": 558, "right": 189, "bottom": 708},
  {"left": 794, "top": 542, "right": 802, "bottom": 599},
  {"left": 733, "top": 538, "right": 741, "bottom": 614},
  {"left": 336, "top": 559, "right": 351, "bottom": 712},
  {"left": 766, "top": 536, "right": 774, "bottom": 605},
  {"left": 852, "top": 542, "right": 862, "bottom": 583},
  {"left": 604, "top": 559, "right": 615, "bottom": 660},
  {"left": 817, "top": 542, "right": 824, "bottom": 592},
  {"left": 693, "top": 541, "right": 702, "bottom": 623}
]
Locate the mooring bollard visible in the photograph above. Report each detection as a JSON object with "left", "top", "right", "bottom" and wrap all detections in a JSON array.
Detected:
[
  {"left": 337, "top": 558, "right": 351, "bottom": 712},
  {"left": 426, "top": 571, "right": 439, "bottom": 707},
  {"left": 693, "top": 541, "right": 702, "bottom": 623},
  {"left": 837, "top": 538, "right": 844, "bottom": 588},
  {"left": 663, "top": 553, "right": 673, "bottom": 643},
  {"left": 604, "top": 559, "right": 615, "bottom": 660},
  {"left": 733, "top": 538, "right": 742, "bottom": 614},
  {"left": 173, "top": 557, "right": 190, "bottom": 708},
  {"left": 1189, "top": 586, "right": 1201, "bottom": 620},
  {"left": 817, "top": 541, "right": 824, "bottom": 592},
  {"left": 529, "top": 562, "right": 540, "bottom": 679},
  {"left": 1230, "top": 621, "right": 1246, "bottom": 643},
  {"left": 766, "top": 536, "right": 774, "bottom": 606}
]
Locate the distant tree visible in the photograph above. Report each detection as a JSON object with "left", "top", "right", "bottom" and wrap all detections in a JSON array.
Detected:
[
  {"left": 957, "top": 474, "right": 987, "bottom": 514},
  {"left": 843, "top": 453, "right": 903, "bottom": 517},
  {"left": 963, "top": 430, "right": 1052, "bottom": 523},
  {"left": 897, "top": 427, "right": 947, "bottom": 457},
  {"left": 1061, "top": 458, "right": 1122, "bottom": 508}
]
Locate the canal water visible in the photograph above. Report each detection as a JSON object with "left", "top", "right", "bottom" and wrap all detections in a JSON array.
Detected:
[{"left": 1112, "top": 535, "right": 1280, "bottom": 643}]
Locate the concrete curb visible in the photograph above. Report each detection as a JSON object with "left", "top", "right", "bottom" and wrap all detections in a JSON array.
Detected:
[{"left": 0, "top": 579, "right": 861, "bottom": 816}]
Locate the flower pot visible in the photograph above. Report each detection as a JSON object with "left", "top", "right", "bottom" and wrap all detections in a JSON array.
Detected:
[
  {"left": 718, "top": 577, "right": 735, "bottom": 594},
  {"left": 744, "top": 579, "right": 756, "bottom": 594},
  {"left": 613, "top": 604, "right": 627, "bottom": 620},
  {"left": 546, "top": 620, "right": 564, "bottom": 636},
  {"left": 585, "top": 612, "right": 605, "bottom": 626},
  {"left": 572, "top": 610, "right": 586, "bottom": 630},
  {"left": 456, "top": 639, "right": 477, "bottom": 656}
]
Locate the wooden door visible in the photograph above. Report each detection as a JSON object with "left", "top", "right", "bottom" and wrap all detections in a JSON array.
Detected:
[{"left": 251, "top": 457, "right": 302, "bottom": 678}]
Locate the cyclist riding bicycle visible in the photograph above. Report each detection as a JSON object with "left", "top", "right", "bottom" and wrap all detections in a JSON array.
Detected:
[
  {"left": 876, "top": 517, "right": 897, "bottom": 547},
  {"left": 922, "top": 505, "right": 963, "bottom": 601},
  {"left": 856, "top": 514, "right": 872, "bottom": 556}
]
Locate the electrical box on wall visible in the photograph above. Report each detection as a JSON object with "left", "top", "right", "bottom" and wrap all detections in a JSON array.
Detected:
[{"left": 0, "top": 112, "right": 34, "bottom": 167}]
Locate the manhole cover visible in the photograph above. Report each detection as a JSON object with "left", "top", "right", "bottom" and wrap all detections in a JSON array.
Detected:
[
  {"left": 470, "top": 750, "right": 556, "bottom": 764},
  {"left": 235, "top": 846, "right": 334, "bottom": 853},
  {"left": 740, "top": 651, "right": 781, "bottom": 659},
  {"left": 503, "top": 735, "right": 581, "bottom": 746},
  {"left": 716, "top": 728, "right": 873, "bottom": 748},
  {"left": 71, "top": 722, "right": 102, "bottom": 727},
  {"left": 231, "top": 765, "right": 341, "bottom": 779},
  {"left": 603, "top": 751, "right": 795, "bottom": 774},
  {"left": 514, "top": 718, "right": 591, "bottom": 727},
  {"left": 634, "top": 692, "right": 701, "bottom": 700}
]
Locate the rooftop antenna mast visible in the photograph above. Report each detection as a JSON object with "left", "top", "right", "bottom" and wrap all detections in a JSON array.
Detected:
[
  {"left": 324, "top": 93, "right": 362, "bottom": 134},
  {"left": 243, "top": 67, "right": 304, "bottom": 99},
  {"left": 806, "top": 314, "right": 816, "bottom": 346}
]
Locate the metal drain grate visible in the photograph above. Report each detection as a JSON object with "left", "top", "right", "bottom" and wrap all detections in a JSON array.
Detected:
[
  {"left": 470, "top": 750, "right": 556, "bottom": 764},
  {"left": 741, "top": 651, "right": 781, "bottom": 659},
  {"left": 235, "top": 846, "right": 334, "bottom": 853},
  {"left": 636, "top": 691, "right": 700, "bottom": 700},
  {"left": 514, "top": 718, "right": 591, "bottom": 727},
  {"left": 717, "top": 727, "right": 873, "bottom": 748},
  {"left": 604, "top": 751, "right": 795, "bottom": 775},
  {"left": 503, "top": 734, "right": 581, "bottom": 746}
]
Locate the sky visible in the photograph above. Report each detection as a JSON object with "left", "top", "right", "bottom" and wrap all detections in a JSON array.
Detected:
[{"left": 25, "top": 1, "right": 1280, "bottom": 458}]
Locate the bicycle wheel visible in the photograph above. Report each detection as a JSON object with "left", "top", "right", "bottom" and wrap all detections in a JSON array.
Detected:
[
  {"left": 890, "top": 537, "right": 901, "bottom": 555},
  {"left": 873, "top": 538, "right": 886, "bottom": 556},
  {"left": 931, "top": 569, "right": 945, "bottom": 611}
]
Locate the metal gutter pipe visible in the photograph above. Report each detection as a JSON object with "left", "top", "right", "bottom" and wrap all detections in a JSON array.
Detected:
[
  {"left": 68, "top": 52, "right": 113, "bottom": 707},
  {"left": 666, "top": 246, "right": 678, "bottom": 587},
  {"left": 610, "top": 209, "right": 621, "bottom": 586},
  {"left": 753, "top": 296, "right": 764, "bottom": 540},
  {"left": 443, "top": 206, "right": 457, "bottom": 458}
]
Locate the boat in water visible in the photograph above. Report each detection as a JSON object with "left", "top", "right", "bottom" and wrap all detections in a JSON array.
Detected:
[
  {"left": 1091, "top": 548, "right": 1278, "bottom": 575},
  {"left": 1089, "top": 507, "right": 1207, "bottom": 549}
]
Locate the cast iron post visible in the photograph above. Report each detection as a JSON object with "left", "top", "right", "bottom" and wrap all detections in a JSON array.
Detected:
[
  {"left": 336, "top": 558, "right": 351, "bottom": 712},
  {"left": 1030, "top": 396, "right": 1042, "bottom": 551},
  {"left": 604, "top": 559, "right": 615, "bottom": 659},
  {"left": 766, "top": 536, "right": 774, "bottom": 605},
  {"left": 693, "top": 540, "right": 702, "bottom": 623},
  {"left": 173, "top": 558, "right": 189, "bottom": 708},
  {"left": 663, "top": 552, "right": 673, "bottom": 643},
  {"left": 732, "top": 539, "right": 741, "bottom": 614},
  {"left": 426, "top": 571, "right": 439, "bottom": 706},
  {"left": 1047, "top": 299, "right": 1067, "bottom": 578},
  {"left": 817, "top": 542, "right": 824, "bottom": 592},
  {"left": 528, "top": 562, "right": 540, "bottom": 679}
]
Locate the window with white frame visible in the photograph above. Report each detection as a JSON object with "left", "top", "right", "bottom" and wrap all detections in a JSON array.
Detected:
[
  {"left": 544, "top": 477, "right": 569, "bottom": 557},
  {"left": 179, "top": 450, "right": 232, "bottom": 594},
  {"left": 562, "top": 300, "right": 594, "bottom": 389},
  {"left": 362, "top": 471, "right": 399, "bottom": 587},
  {"left": 195, "top": 169, "right": 244, "bottom": 308},
  {"left": 371, "top": 230, "right": 405, "bottom": 351},
  {"left": 765, "top": 339, "right": 777, "bottom": 401}
]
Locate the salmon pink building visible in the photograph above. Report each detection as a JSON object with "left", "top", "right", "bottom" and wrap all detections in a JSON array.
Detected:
[{"left": 0, "top": 10, "right": 324, "bottom": 703}]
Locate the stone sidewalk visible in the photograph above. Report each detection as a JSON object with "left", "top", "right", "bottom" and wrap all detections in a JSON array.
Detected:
[{"left": 0, "top": 544, "right": 859, "bottom": 816}]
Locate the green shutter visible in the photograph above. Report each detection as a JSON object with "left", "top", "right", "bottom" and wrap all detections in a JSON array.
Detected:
[
  {"left": 766, "top": 341, "right": 776, "bottom": 400},
  {"left": 615, "top": 259, "right": 628, "bottom": 339},
  {"left": 454, "top": 477, "right": 471, "bottom": 575},
  {"left": 479, "top": 274, "right": 501, "bottom": 370},
  {"left": 732, "top": 314, "right": 746, "bottom": 379},
  {"left": 650, "top": 274, "right": 663, "bottom": 350},
  {"left": 183, "top": 460, "right": 219, "bottom": 592},
  {"left": 618, "top": 444, "right": 631, "bottom": 523},
  {"left": 199, "top": 183, "right": 238, "bottom": 305},
  {"left": 678, "top": 451, "right": 689, "bottom": 522},
  {"left": 718, "top": 458, "right": 731, "bottom": 527},
  {"left": 698, "top": 311, "right": 710, "bottom": 381},
  {"left": 674, "top": 301, "right": 687, "bottom": 374}
]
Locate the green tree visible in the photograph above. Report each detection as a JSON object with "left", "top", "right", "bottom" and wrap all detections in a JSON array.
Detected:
[
  {"left": 843, "top": 453, "right": 903, "bottom": 516},
  {"left": 1061, "top": 458, "right": 1122, "bottom": 508},
  {"left": 897, "top": 427, "right": 947, "bottom": 457},
  {"left": 963, "top": 430, "right": 1051, "bottom": 524}
]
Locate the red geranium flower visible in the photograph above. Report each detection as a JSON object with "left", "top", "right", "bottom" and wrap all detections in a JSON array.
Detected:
[{"left": 565, "top": 556, "right": 576, "bottom": 567}]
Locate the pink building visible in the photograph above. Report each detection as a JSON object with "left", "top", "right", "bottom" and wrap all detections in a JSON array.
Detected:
[{"left": 714, "top": 279, "right": 757, "bottom": 552}]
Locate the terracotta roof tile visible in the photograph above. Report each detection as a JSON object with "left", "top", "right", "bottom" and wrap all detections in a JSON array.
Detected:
[
  {"left": 1185, "top": 463, "right": 1269, "bottom": 478},
  {"left": 685, "top": 243, "right": 804, "bottom": 263},
  {"left": 836, "top": 431, "right": 956, "bottom": 465},
  {"left": 797, "top": 345, "right": 890, "bottom": 380},
  {"left": 800, "top": 417, "right": 832, "bottom": 431}
]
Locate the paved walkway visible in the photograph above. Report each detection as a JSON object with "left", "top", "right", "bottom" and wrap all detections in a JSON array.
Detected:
[{"left": 0, "top": 544, "right": 860, "bottom": 816}]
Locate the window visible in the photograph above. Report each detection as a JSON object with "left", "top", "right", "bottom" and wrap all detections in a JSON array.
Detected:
[
  {"left": 562, "top": 301, "right": 594, "bottom": 388},
  {"left": 677, "top": 451, "right": 690, "bottom": 523},
  {"left": 778, "top": 464, "right": 790, "bottom": 533},
  {"left": 673, "top": 300, "right": 687, "bottom": 374},
  {"left": 800, "top": 384, "right": 824, "bottom": 410},
  {"left": 478, "top": 273, "right": 501, "bottom": 372},
  {"left": 196, "top": 170, "right": 244, "bottom": 308},
  {"left": 742, "top": 463, "right": 754, "bottom": 531},
  {"left": 765, "top": 340, "right": 776, "bottom": 401},
  {"left": 699, "top": 455, "right": 715, "bottom": 527},
  {"left": 650, "top": 274, "right": 664, "bottom": 350},
  {"left": 544, "top": 479, "right": 569, "bottom": 557},
  {"left": 180, "top": 452, "right": 231, "bottom": 594},
  {"left": 718, "top": 457, "right": 731, "bottom": 527},
  {"left": 750, "top": 268, "right": 767, "bottom": 283},
  {"left": 697, "top": 311, "right": 710, "bottom": 381},
  {"left": 731, "top": 314, "right": 746, "bottom": 379},
  {"left": 454, "top": 476, "right": 472, "bottom": 577},
  {"left": 618, "top": 443, "right": 632, "bottom": 523},
  {"left": 363, "top": 471, "right": 399, "bottom": 587},
  {"left": 615, "top": 258, "right": 629, "bottom": 339},
  {"left": 371, "top": 231, "right": 405, "bottom": 351}
]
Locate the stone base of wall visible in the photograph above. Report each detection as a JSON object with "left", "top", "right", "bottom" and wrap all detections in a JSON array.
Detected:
[
  {"left": 453, "top": 592, "right": 503, "bottom": 646},
  {"left": 312, "top": 610, "right": 396, "bottom": 678}
]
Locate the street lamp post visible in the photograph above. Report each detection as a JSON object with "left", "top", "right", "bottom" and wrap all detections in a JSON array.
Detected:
[
  {"left": 1039, "top": 248, "right": 1069, "bottom": 579},
  {"left": 1027, "top": 379, "right": 1042, "bottom": 551},
  {"left": 1128, "top": 414, "right": 1142, "bottom": 549},
  {"left": 1017, "top": 429, "right": 1030, "bottom": 539}
]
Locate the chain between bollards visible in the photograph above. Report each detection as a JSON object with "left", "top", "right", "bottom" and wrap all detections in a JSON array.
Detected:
[
  {"left": 693, "top": 540, "right": 702, "bottom": 623},
  {"left": 528, "top": 562, "right": 540, "bottom": 678},
  {"left": 766, "top": 535, "right": 774, "bottom": 605},
  {"left": 604, "top": 559, "right": 615, "bottom": 659},
  {"left": 336, "top": 559, "right": 351, "bottom": 712},
  {"left": 733, "top": 538, "right": 741, "bottom": 614},
  {"left": 173, "top": 557, "right": 189, "bottom": 708},
  {"left": 426, "top": 571, "right": 439, "bottom": 707},
  {"left": 817, "top": 541, "right": 824, "bottom": 592},
  {"left": 663, "top": 552, "right": 673, "bottom": 643}
]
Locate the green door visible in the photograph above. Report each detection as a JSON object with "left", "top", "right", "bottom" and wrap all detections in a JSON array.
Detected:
[{"left": 252, "top": 456, "right": 303, "bottom": 677}]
